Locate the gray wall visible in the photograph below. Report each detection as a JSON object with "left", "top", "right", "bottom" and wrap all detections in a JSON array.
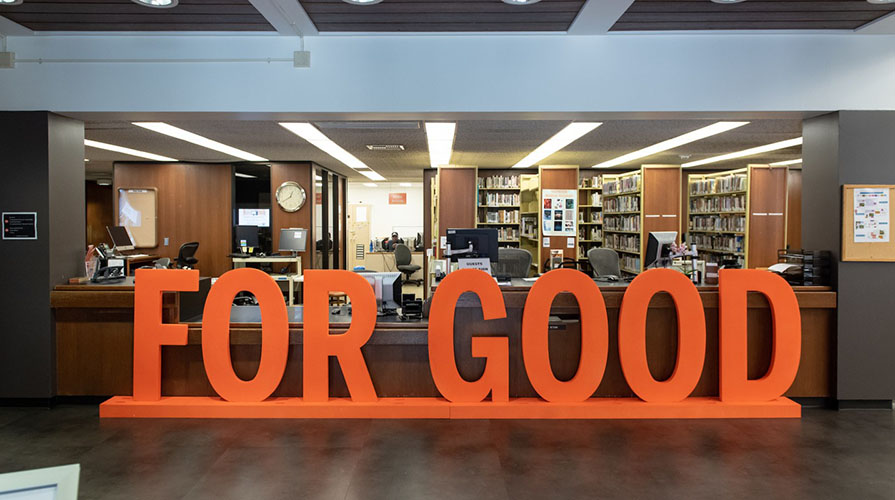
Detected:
[
  {"left": 0, "top": 112, "right": 84, "bottom": 400},
  {"left": 803, "top": 111, "right": 895, "bottom": 401}
]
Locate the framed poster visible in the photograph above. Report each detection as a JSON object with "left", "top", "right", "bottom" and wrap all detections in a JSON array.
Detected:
[
  {"left": 117, "top": 188, "right": 157, "bottom": 248},
  {"left": 842, "top": 184, "right": 895, "bottom": 261},
  {"left": 2, "top": 212, "right": 37, "bottom": 240},
  {"left": 541, "top": 189, "right": 577, "bottom": 237}
]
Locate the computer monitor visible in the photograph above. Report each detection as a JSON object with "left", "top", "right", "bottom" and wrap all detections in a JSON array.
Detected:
[
  {"left": 107, "top": 226, "right": 135, "bottom": 252},
  {"left": 234, "top": 225, "right": 260, "bottom": 251},
  {"left": 358, "top": 271, "right": 403, "bottom": 313},
  {"left": 278, "top": 228, "right": 308, "bottom": 253},
  {"left": 644, "top": 231, "right": 678, "bottom": 269},
  {"left": 237, "top": 208, "right": 270, "bottom": 227},
  {"left": 445, "top": 228, "right": 499, "bottom": 262}
]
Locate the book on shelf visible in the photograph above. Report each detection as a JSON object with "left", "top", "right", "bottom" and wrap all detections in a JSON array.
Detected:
[
  {"left": 580, "top": 175, "right": 603, "bottom": 189},
  {"left": 603, "top": 173, "right": 641, "bottom": 195},
  {"left": 690, "top": 233, "right": 745, "bottom": 254},
  {"left": 482, "top": 209, "right": 520, "bottom": 224},
  {"left": 479, "top": 192, "right": 520, "bottom": 206},
  {"left": 605, "top": 233, "right": 640, "bottom": 253},
  {"left": 689, "top": 214, "right": 746, "bottom": 233},
  {"left": 689, "top": 194, "right": 745, "bottom": 213},
  {"left": 495, "top": 226, "right": 519, "bottom": 241},
  {"left": 690, "top": 173, "right": 746, "bottom": 196},
  {"left": 478, "top": 174, "right": 520, "bottom": 189},
  {"left": 604, "top": 195, "right": 639, "bottom": 213},
  {"left": 621, "top": 255, "right": 641, "bottom": 273},
  {"left": 604, "top": 214, "right": 640, "bottom": 232}
]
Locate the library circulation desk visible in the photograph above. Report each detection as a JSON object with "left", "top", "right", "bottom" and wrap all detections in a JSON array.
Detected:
[{"left": 51, "top": 277, "right": 836, "bottom": 399}]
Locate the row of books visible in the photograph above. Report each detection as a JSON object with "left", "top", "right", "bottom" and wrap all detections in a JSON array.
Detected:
[
  {"left": 495, "top": 227, "right": 519, "bottom": 241},
  {"left": 689, "top": 214, "right": 746, "bottom": 233},
  {"left": 481, "top": 209, "right": 519, "bottom": 223},
  {"left": 605, "top": 233, "right": 640, "bottom": 253},
  {"left": 604, "top": 174, "right": 641, "bottom": 195},
  {"left": 478, "top": 175, "right": 520, "bottom": 189},
  {"left": 580, "top": 175, "right": 603, "bottom": 189},
  {"left": 578, "top": 227, "right": 603, "bottom": 241},
  {"left": 579, "top": 212, "right": 603, "bottom": 223},
  {"left": 621, "top": 255, "right": 642, "bottom": 274},
  {"left": 604, "top": 195, "right": 640, "bottom": 213},
  {"left": 582, "top": 192, "right": 602, "bottom": 206},
  {"left": 604, "top": 214, "right": 640, "bottom": 232},
  {"left": 689, "top": 173, "right": 747, "bottom": 196},
  {"left": 479, "top": 192, "right": 520, "bottom": 206},
  {"left": 691, "top": 234, "right": 745, "bottom": 254},
  {"left": 521, "top": 218, "right": 538, "bottom": 238},
  {"left": 689, "top": 194, "right": 746, "bottom": 214}
]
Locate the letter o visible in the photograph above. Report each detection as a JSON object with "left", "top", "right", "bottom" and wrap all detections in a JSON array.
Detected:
[
  {"left": 618, "top": 269, "right": 706, "bottom": 403},
  {"left": 201, "top": 268, "right": 289, "bottom": 402},
  {"left": 521, "top": 269, "right": 609, "bottom": 402}
]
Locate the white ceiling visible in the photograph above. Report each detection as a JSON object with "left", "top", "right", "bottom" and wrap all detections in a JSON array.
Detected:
[{"left": 83, "top": 117, "right": 802, "bottom": 181}]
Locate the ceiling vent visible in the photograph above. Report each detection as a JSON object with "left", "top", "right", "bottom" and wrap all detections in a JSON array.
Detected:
[{"left": 366, "top": 144, "right": 406, "bottom": 151}]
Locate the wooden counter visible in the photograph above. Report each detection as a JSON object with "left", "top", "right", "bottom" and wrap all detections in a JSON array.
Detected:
[{"left": 51, "top": 278, "right": 836, "bottom": 400}]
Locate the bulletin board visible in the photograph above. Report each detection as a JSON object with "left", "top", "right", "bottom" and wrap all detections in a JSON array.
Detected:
[
  {"left": 117, "top": 188, "right": 158, "bottom": 248},
  {"left": 842, "top": 184, "right": 895, "bottom": 262}
]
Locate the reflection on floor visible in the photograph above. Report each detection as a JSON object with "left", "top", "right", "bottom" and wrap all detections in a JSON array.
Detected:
[{"left": 0, "top": 406, "right": 892, "bottom": 499}]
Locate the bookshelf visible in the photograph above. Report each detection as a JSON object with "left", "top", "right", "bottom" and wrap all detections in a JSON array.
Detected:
[
  {"left": 602, "top": 165, "right": 681, "bottom": 275},
  {"left": 519, "top": 173, "right": 541, "bottom": 275},
  {"left": 476, "top": 171, "right": 521, "bottom": 247},
  {"left": 687, "top": 165, "right": 787, "bottom": 268},
  {"left": 577, "top": 172, "right": 603, "bottom": 260}
]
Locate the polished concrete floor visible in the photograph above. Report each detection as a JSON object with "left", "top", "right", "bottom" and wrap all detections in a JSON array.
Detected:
[{"left": 0, "top": 405, "right": 893, "bottom": 500}]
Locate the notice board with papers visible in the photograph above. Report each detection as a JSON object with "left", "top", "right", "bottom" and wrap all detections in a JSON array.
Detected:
[{"left": 842, "top": 184, "right": 895, "bottom": 261}]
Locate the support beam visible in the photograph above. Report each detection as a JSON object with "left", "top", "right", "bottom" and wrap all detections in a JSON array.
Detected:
[
  {"left": 248, "top": 0, "right": 318, "bottom": 37},
  {"left": 856, "top": 10, "right": 895, "bottom": 35},
  {"left": 0, "top": 15, "right": 32, "bottom": 37},
  {"left": 567, "top": 0, "right": 635, "bottom": 35}
]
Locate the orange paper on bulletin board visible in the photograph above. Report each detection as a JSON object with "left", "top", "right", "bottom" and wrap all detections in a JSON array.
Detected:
[
  {"left": 842, "top": 184, "right": 895, "bottom": 262},
  {"left": 389, "top": 193, "right": 407, "bottom": 205}
]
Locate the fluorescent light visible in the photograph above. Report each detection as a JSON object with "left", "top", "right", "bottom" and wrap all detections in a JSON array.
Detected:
[
  {"left": 234, "top": 172, "right": 257, "bottom": 179},
  {"left": 592, "top": 121, "right": 749, "bottom": 169},
  {"left": 84, "top": 159, "right": 90, "bottom": 162},
  {"left": 279, "top": 122, "right": 387, "bottom": 180},
  {"left": 84, "top": 139, "right": 178, "bottom": 162},
  {"left": 770, "top": 158, "right": 802, "bottom": 166},
  {"left": 425, "top": 123, "right": 456, "bottom": 169},
  {"left": 133, "top": 122, "right": 268, "bottom": 162},
  {"left": 315, "top": 175, "right": 322, "bottom": 181},
  {"left": 512, "top": 122, "right": 602, "bottom": 169},
  {"left": 399, "top": 182, "right": 412, "bottom": 187},
  {"left": 363, "top": 183, "right": 378, "bottom": 187},
  {"left": 682, "top": 137, "right": 803, "bottom": 168}
]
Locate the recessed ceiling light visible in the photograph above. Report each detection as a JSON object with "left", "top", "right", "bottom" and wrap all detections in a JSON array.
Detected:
[
  {"left": 234, "top": 172, "right": 257, "bottom": 179},
  {"left": 711, "top": 0, "right": 746, "bottom": 3},
  {"left": 97, "top": 178, "right": 113, "bottom": 186},
  {"left": 867, "top": 0, "right": 895, "bottom": 4},
  {"left": 133, "top": 122, "right": 267, "bottom": 162},
  {"left": 399, "top": 182, "right": 412, "bottom": 187},
  {"left": 425, "top": 123, "right": 456, "bottom": 169},
  {"left": 84, "top": 158, "right": 90, "bottom": 162},
  {"left": 592, "top": 122, "right": 749, "bottom": 169},
  {"left": 84, "top": 139, "right": 178, "bottom": 162},
  {"left": 682, "top": 137, "right": 803, "bottom": 168},
  {"left": 769, "top": 158, "right": 803, "bottom": 166},
  {"left": 342, "top": 0, "right": 383, "bottom": 5},
  {"left": 512, "top": 122, "right": 602, "bottom": 169},
  {"left": 131, "top": 0, "right": 178, "bottom": 8},
  {"left": 502, "top": 0, "right": 542, "bottom": 4},
  {"left": 0, "top": 0, "right": 24, "bottom": 5},
  {"left": 363, "top": 183, "right": 378, "bottom": 187},
  {"left": 279, "top": 122, "right": 387, "bottom": 181}
]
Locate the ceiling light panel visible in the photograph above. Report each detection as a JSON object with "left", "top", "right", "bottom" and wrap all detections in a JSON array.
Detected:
[
  {"left": 133, "top": 122, "right": 267, "bottom": 162},
  {"left": 512, "top": 122, "right": 601, "bottom": 169},
  {"left": 84, "top": 139, "right": 178, "bottom": 162},
  {"left": 279, "top": 122, "right": 387, "bottom": 180},
  {"left": 682, "top": 137, "right": 803, "bottom": 168},
  {"left": 592, "top": 121, "right": 749, "bottom": 169},
  {"left": 425, "top": 123, "right": 457, "bottom": 169},
  {"left": 769, "top": 158, "right": 803, "bottom": 166}
]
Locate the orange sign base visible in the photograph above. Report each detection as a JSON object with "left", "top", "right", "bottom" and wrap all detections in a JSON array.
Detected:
[{"left": 100, "top": 396, "right": 800, "bottom": 419}]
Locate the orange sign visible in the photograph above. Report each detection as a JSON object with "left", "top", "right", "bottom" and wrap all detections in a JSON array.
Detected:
[
  {"left": 103, "top": 268, "right": 802, "bottom": 419},
  {"left": 388, "top": 192, "right": 407, "bottom": 205}
]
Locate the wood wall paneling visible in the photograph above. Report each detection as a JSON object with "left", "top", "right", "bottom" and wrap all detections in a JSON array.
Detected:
[
  {"left": 641, "top": 165, "right": 682, "bottom": 256},
  {"left": 748, "top": 166, "right": 788, "bottom": 268},
  {"left": 539, "top": 166, "right": 579, "bottom": 270},
  {"left": 787, "top": 168, "right": 802, "bottom": 249},
  {"left": 113, "top": 162, "right": 232, "bottom": 277},
  {"left": 86, "top": 181, "right": 113, "bottom": 247},
  {"left": 436, "top": 167, "right": 477, "bottom": 259},
  {"left": 270, "top": 162, "right": 316, "bottom": 270}
]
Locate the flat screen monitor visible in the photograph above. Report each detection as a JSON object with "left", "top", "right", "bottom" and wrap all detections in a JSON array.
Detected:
[
  {"left": 237, "top": 208, "right": 270, "bottom": 228},
  {"left": 278, "top": 228, "right": 308, "bottom": 253},
  {"left": 358, "top": 271, "right": 402, "bottom": 312},
  {"left": 234, "top": 225, "right": 260, "bottom": 251},
  {"left": 446, "top": 228, "right": 499, "bottom": 262},
  {"left": 106, "top": 226, "right": 135, "bottom": 252},
  {"left": 644, "top": 231, "right": 678, "bottom": 269}
]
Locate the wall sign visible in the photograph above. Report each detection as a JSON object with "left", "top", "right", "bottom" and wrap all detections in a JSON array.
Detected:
[
  {"left": 2, "top": 212, "right": 37, "bottom": 240},
  {"left": 388, "top": 193, "right": 407, "bottom": 205},
  {"left": 541, "top": 189, "right": 577, "bottom": 236},
  {"left": 101, "top": 268, "right": 803, "bottom": 420}
]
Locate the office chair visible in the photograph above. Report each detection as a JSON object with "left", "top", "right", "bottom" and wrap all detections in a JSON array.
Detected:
[
  {"left": 587, "top": 247, "right": 621, "bottom": 278},
  {"left": 394, "top": 243, "right": 421, "bottom": 285},
  {"left": 492, "top": 248, "right": 532, "bottom": 278},
  {"left": 176, "top": 242, "right": 199, "bottom": 269},
  {"left": 152, "top": 257, "right": 171, "bottom": 269}
]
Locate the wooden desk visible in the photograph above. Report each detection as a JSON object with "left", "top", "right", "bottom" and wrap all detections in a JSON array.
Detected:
[
  {"left": 51, "top": 278, "right": 836, "bottom": 400},
  {"left": 122, "top": 254, "right": 159, "bottom": 275}
]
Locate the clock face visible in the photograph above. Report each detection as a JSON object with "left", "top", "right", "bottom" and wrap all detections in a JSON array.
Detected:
[{"left": 276, "top": 181, "right": 306, "bottom": 212}]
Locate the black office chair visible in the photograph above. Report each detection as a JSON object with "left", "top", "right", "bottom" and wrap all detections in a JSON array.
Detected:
[
  {"left": 394, "top": 243, "right": 421, "bottom": 285},
  {"left": 587, "top": 247, "right": 621, "bottom": 278},
  {"left": 176, "top": 242, "right": 199, "bottom": 269},
  {"left": 492, "top": 248, "right": 532, "bottom": 278}
]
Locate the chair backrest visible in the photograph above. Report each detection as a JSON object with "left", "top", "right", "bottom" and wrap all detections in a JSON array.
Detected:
[
  {"left": 492, "top": 248, "right": 532, "bottom": 278},
  {"left": 394, "top": 243, "right": 412, "bottom": 265},
  {"left": 587, "top": 247, "right": 621, "bottom": 277},
  {"left": 177, "top": 242, "right": 200, "bottom": 265}
]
